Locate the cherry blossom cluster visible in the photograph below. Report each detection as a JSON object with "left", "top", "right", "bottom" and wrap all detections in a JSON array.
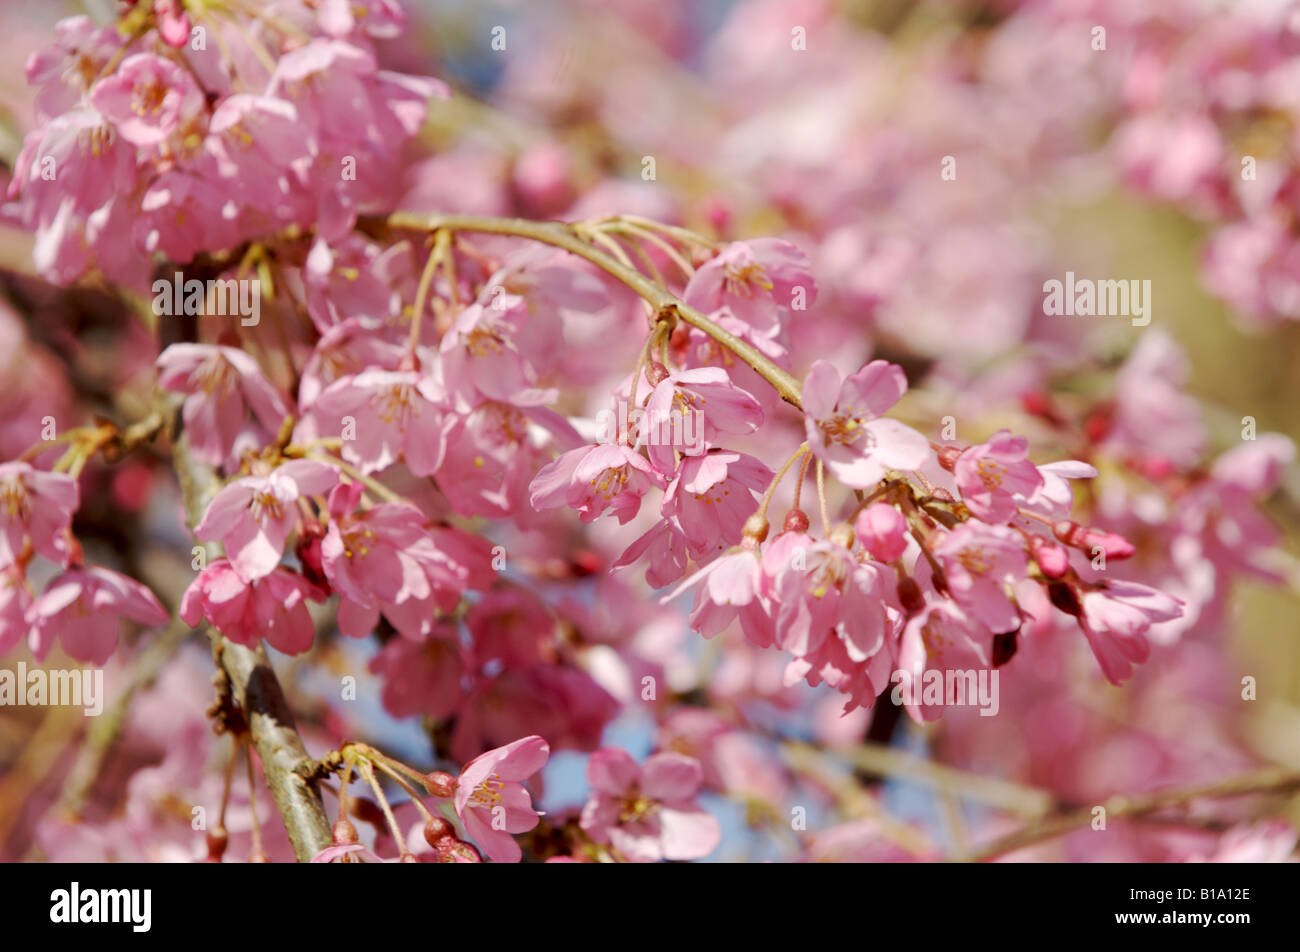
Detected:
[{"left": 6, "top": 0, "right": 439, "bottom": 288}]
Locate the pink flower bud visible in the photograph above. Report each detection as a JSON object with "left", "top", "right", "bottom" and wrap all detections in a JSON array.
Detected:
[{"left": 855, "top": 503, "right": 908, "bottom": 562}]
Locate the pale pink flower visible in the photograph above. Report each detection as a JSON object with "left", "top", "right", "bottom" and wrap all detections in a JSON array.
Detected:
[
  {"left": 580, "top": 748, "right": 720, "bottom": 863},
  {"left": 0, "top": 462, "right": 79, "bottom": 567},
  {"left": 89, "top": 53, "right": 205, "bottom": 148},
  {"left": 803, "top": 359, "right": 929, "bottom": 489},
  {"left": 180, "top": 560, "right": 326, "bottom": 656},
  {"left": 310, "top": 368, "right": 450, "bottom": 476},
  {"left": 896, "top": 598, "right": 994, "bottom": 724},
  {"left": 530, "top": 443, "right": 665, "bottom": 524},
  {"left": 0, "top": 566, "right": 32, "bottom": 655},
  {"left": 640, "top": 366, "right": 763, "bottom": 470},
  {"left": 683, "top": 238, "right": 816, "bottom": 342},
  {"left": 195, "top": 460, "right": 338, "bottom": 580},
  {"left": 952, "top": 430, "right": 1043, "bottom": 524},
  {"left": 661, "top": 451, "right": 770, "bottom": 557},
  {"left": 1079, "top": 581, "right": 1184, "bottom": 685},
  {"left": 453, "top": 735, "right": 550, "bottom": 864},
  {"left": 935, "top": 522, "right": 1027, "bottom": 634},
  {"left": 28, "top": 566, "right": 168, "bottom": 664},
  {"left": 664, "top": 547, "right": 767, "bottom": 641},
  {"left": 156, "top": 344, "right": 292, "bottom": 470}
]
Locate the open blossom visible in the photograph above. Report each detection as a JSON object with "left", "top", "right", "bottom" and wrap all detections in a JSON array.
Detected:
[
  {"left": 453, "top": 735, "right": 550, "bottom": 864},
  {"left": 530, "top": 443, "right": 665, "bottom": 524},
  {"left": 665, "top": 547, "right": 767, "bottom": 641},
  {"left": 322, "top": 482, "right": 496, "bottom": 639},
  {"left": 896, "top": 597, "right": 994, "bottom": 724},
  {"left": 803, "top": 359, "right": 929, "bottom": 489},
  {"left": 157, "top": 344, "right": 292, "bottom": 470},
  {"left": 180, "top": 559, "right": 326, "bottom": 656},
  {"left": 310, "top": 368, "right": 450, "bottom": 476},
  {"left": 952, "top": 430, "right": 1043, "bottom": 524},
  {"left": 1079, "top": 581, "right": 1184, "bottom": 685},
  {"left": 88, "top": 53, "right": 205, "bottom": 148},
  {"left": 194, "top": 460, "right": 339, "bottom": 580},
  {"left": 640, "top": 366, "right": 763, "bottom": 470},
  {"left": 0, "top": 462, "right": 79, "bottom": 567},
  {"left": 935, "top": 522, "right": 1026, "bottom": 634},
  {"left": 580, "top": 748, "right": 720, "bottom": 863},
  {"left": 28, "top": 566, "right": 168, "bottom": 664},
  {"left": 683, "top": 238, "right": 816, "bottom": 343},
  {"left": 661, "top": 451, "right": 770, "bottom": 556}
]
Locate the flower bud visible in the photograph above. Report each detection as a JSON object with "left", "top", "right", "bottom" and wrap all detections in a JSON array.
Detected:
[
  {"left": 423, "top": 770, "right": 457, "bottom": 798},
  {"left": 855, "top": 503, "right": 907, "bottom": 562},
  {"left": 332, "top": 818, "right": 359, "bottom": 845},
  {"left": 936, "top": 444, "right": 963, "bottom": 471},
  {"left": 1081, "top": 529, "right": 1135, "bottom": 560},
  {"left": 782, "top": 508, "right": 810, "bottom": 533},
  {"left": 1028, "top": 535, "right": 1069, "bottom": 578},
  {"left": 423, "top": 816, "right": 456, "bottom": 848}
]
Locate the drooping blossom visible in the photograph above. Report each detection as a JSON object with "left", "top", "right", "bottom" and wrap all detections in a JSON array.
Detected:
[
  {"left": 453, "top": 735, "right": 550, "bottom": 864},
  {"left": 180, "top": 559, "right": 326, "bottom": 656},
  {"left": 28, "top": 566, "right": 169, "bottom": 664}
]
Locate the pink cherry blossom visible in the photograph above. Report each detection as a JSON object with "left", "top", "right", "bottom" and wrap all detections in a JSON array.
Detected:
[
  {"left": 952, "top": 430, "right": 1044, "bottom": 524},
  {"left": 28, "top": 565, "right": 168, "bottom": 664},
  {"left": 180, "top": 560, "right": 326, "bottom": 656},
  {"left": 195, "top": 460, "right": 339, "bottom": 580},
  {"left": 0, "top": 462, "right": 78, "bottom": 567},
  {"left": 157, "top": 344, "right": 292, "bottom": 470},
  {"left": 453, "top": 735, "right": 550, "bottom": 863},
  {"left": 309, "top": 368, "right": 450, "bottom": 477},
  {"left": 855, "top": 502, "right": 908, "bottom": 562},
  {"left": 530, "top": 443, "right": 665, "bottom": 524},
  {"left": 935, "top": 522, "right": 1027, "bottom": 634},
  {"left": 1079, "top": 581, "right": 1184, "bottom": 685},
  {"left": 580, "top": 748, "right": 720, "bottom": 863},
  {"left": 803, "top": 359, "right": 930, "bottom": 489}
]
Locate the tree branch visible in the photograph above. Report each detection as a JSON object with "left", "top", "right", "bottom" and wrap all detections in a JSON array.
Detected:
[
  {"left": 168, "top": 399, "right": 332, "bottom": 862},
  {"left": 962, "top": 766, "right": 1300, "bottom": 862},
  {"left": 383, "top": 212, "right": 806, "bottom": 409}
]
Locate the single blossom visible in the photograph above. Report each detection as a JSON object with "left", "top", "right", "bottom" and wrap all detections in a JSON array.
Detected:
[
  {"left": 453, "top": 735, "right": 550, "bottom": 863},
  {"left": 195, "top": 460, "right": 339, "bottom": 580},
  {"left": 180, "top": 559, "right": 326, "bottom": 656},
  {"left": 530, "top": 443, "right": 665, "bottom": 524},
  {"left": 310, "top": 368, "right": 450, "bottom": 476},
  {"left": 1079, "top": 580, "right": 1184, "bottom": 684},
  {"left": 579, "top": 748, "right": 720, "bottom": 863},
  {"left": 952, "top": 430, "right": 1044, "bottom": 524},
  {"left": 28, "top": 565, "right": 168, "bottom": 664},
  {"left": 803, "top": 359, "right": 929, "bottom": 489},
  {"left": 0, "top": 462, "right": 79, "bottom": 567},
  {"left": 157, "top": 344, "right": 292, "bottom": 470},
  {"left": 934, "top": 522, "right": 1027, "bottom": 634}
]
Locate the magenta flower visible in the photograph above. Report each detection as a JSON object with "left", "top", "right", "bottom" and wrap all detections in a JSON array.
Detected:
[
  {"left": 530, "top": 443, "right": 665, "bottom": 524},
  {"left": 180, "top": 559, "right": 326, "bottom": 656},
  {"left": 952, "top": 430, "right": 1044, "bottom": 524},
  {"left": 453, "top": 735, "right": 550, "bottom": 864},
  {"left": 579, "top": 748, "right": 720, "bottom": 863},
  {"left": 803, "top": 359, "right": 929, "bottom": 489},
  {"left": 157, "top": 344, "right": 292, "bottom": 471},
  {"left": 28, "top": 566, "right": 168, "bottom": 664},
  {"left": 0, "top": 462, "right": 79, "bottom": 568},
  {"left": 195, "top": 460, "right": 339, "bottom": 581}
]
